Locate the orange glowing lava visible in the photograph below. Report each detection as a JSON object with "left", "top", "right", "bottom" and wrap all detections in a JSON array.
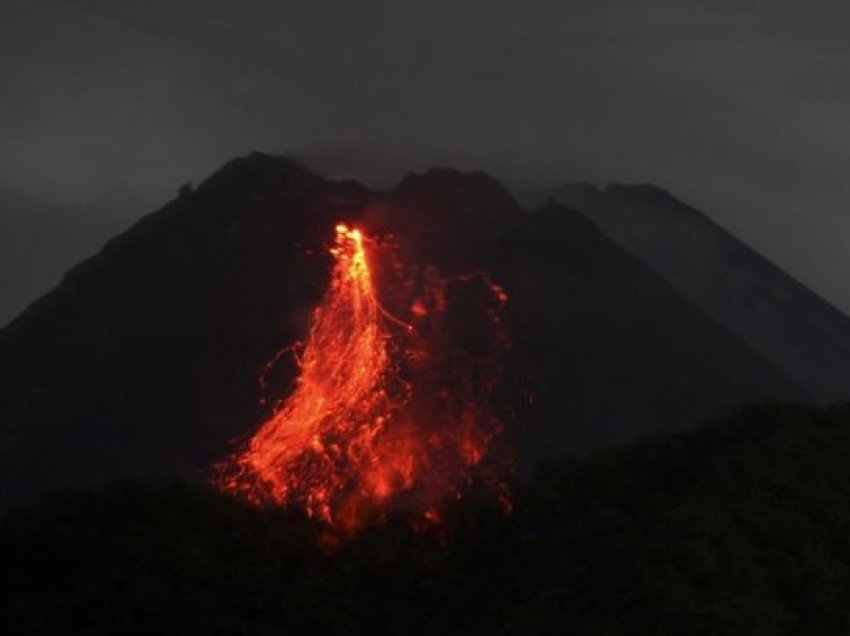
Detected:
[{"left": 217, "top": 222, "right": 510, "bottom": 533}]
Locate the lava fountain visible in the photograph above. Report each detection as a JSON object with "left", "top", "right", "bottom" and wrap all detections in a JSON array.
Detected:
[{"left": 216, "top": 222, "right": 511, "bottom": 533}]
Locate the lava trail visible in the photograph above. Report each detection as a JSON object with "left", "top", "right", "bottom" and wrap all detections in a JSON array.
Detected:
[{"left": 217, "top": 222, "right": 510, "bottom": 533}]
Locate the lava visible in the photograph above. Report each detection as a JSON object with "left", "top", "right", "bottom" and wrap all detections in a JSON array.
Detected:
[{"left": 217, "top": 222, "right": 510, "bottom": 533}]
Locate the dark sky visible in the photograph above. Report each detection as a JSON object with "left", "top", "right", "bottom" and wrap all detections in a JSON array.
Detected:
[{"left": 2, "top": 0, "right": 849, "bottom": 325}]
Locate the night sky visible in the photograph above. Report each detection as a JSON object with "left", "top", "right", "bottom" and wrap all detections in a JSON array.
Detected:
[{"left": 2, "top": 0, "right": 849, "bottom": 325}]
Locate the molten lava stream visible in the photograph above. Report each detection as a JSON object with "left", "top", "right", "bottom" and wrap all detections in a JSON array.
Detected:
[{"left": 218, "top": 222, "right": 510, "bottom": 534}]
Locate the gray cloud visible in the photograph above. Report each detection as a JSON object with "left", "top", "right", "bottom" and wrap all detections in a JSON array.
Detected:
[{"left": 2, "top": 0, "right": 850, "bottom": 324}]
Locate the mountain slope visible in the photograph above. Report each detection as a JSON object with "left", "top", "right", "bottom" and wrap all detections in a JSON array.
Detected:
[
  {"left": 0, "top": 154, "right": 805, "bottom": 504},
  {"left": 0, "top": 153, "right": 352, "bottom": 504},
  {"left": 490, "top": 203, "right": 805, "bottom": 460},
  {"left": 538, "top": 183, "right": 850, "bottom": 402}
]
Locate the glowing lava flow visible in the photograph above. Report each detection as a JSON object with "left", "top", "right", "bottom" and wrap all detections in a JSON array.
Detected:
[{"left": 218, "top": 223, "right": 510, "bottom": 533}]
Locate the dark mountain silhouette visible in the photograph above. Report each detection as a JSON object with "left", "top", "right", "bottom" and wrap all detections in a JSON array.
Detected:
[
  {"left": 0, "top": 153, "right": 804, "bottom": 504},
  {"left": 491, "top": 203, "right": 805, "bottom": 459},
  {"left": 535, "top": 183, "right": 850, "bottom": 402}
]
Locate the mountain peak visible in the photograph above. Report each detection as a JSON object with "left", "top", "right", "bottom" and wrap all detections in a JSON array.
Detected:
[
  {"left": 605, "top": 182, "right": 676, "bottom": 202},
  {"left": 195, "top": 152, "right": 326, "bottom": 201},
  {"left": 397, "top": 167, "right": 516, "bottom": 209}
]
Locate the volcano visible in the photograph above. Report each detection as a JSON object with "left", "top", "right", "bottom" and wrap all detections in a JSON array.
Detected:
[{"left": 0, "top": 152, "right": 807, "bottom": 506}]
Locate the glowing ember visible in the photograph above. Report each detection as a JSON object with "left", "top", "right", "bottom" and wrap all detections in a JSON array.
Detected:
[{"left": 217, "top": 222, "right": 510, "bottom": 533}]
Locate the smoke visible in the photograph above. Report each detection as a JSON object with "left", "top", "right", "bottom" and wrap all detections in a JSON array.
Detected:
[{"left": 4, "top": 0, "right": 850, "bottom": 325}]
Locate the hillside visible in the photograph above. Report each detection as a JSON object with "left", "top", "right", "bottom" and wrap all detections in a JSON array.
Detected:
[
  {"left": 4, "top": 403, "right": 850, "bottom": 635},
  {"left": 491, "top": 202, "right": 804, "bottom": 457},
  {"left": 537, "top": 183, "right": 850, "bottom": 402}
]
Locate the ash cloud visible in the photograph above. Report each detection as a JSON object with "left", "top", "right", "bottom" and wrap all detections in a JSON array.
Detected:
[{"left": 3, "top": 0, "right": 850, "bottom": 324}]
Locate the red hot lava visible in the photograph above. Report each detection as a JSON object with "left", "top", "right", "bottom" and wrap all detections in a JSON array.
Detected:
[{"left": 217, "top": 223, "right": 510, "bottom": 533}]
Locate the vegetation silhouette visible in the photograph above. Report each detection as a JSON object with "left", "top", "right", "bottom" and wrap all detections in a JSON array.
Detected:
[{"left": 4, "top": 402, "right": 850, "bottom": 634}]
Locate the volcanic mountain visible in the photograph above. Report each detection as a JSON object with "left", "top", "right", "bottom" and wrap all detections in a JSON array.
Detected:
[
  {"left": 0, "top": 153, "right": 806, "bottom": 505},
  {"left": 536, "top": 183, "right": 850, "bottom": 402}
]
